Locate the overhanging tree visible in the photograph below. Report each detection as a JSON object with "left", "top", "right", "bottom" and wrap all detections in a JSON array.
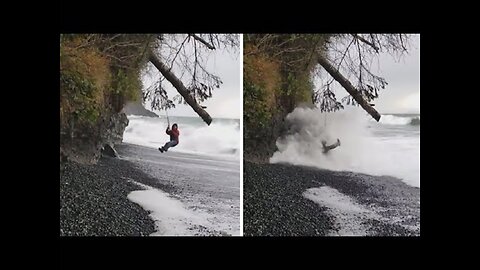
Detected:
[
  {"left": 245, "top": 34, "right": 412, "bottom": 121},
  {"left": 317, "top": 34, "right": 410, "bottom": 121},
  {"left": 143, "top": 34, "right": 239, "bottom": 125}
]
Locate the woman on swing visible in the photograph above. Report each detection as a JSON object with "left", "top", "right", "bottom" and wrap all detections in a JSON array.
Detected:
[
  {"left": 321, "top": 114, "right": 340, "bottom": 153},
  {"left": 159, "top": 123, "right": 179, "bottom": 153},
  {"left": 321, "top": 138, "right": 340, "bottom": 153}
]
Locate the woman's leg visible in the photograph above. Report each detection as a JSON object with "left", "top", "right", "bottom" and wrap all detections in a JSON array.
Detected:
[{"left": 163, "top": 140, "right": 178, "bottom": 151}]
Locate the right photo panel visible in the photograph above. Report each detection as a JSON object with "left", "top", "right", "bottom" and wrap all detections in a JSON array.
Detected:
[{"left": 243, "top": 34, "right": 420, "bottom": 236}]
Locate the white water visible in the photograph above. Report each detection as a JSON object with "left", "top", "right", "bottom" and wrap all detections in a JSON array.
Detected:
[
  {"left": 123, "top": 115, "right": 240, "bottom": 160},
  {"left": 127, "top": 181, "right": 238, "bottom": 236},
  {"left": 270, "top": 107, "right": 420, "bottom": 187},
  {"left": 304, "top": 186, "right": 376, "bottom": 236},
  {"left": 380, "top": 114, "right": 420, "bottom": 125}
]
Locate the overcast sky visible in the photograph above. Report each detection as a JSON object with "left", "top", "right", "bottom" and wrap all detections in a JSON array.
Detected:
[
  {"left": 341, "top": 34, "right": 420, "bottom": 114},
  {"left": 370, "top": 34, "right": 420, "bottom": 114}
]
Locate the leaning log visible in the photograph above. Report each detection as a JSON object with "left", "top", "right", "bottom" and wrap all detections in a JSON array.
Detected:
[
  {"left": 317, "top": 56, "right": 381, "bottom": 121},
  {"left": 149, "top": 52, "right": 213, "bottom": 125}
]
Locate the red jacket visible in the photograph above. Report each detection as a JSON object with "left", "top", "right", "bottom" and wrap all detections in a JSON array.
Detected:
[{"left": 166, "top": 128, "right": 180, "bottom": 143}]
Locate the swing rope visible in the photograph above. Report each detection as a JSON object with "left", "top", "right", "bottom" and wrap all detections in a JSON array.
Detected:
[
  {"left": 165, "top": 108, "right": 170, "bottom": 128},
  {"left": 324, "top": 112, "right": 327, "bottom": 129}
]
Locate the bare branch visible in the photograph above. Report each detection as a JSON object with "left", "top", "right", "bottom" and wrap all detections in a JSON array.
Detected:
[
  {"left": 356, "top": 38, "right": 363, "bottom": 83},
  {"left": 189, "top": 34, "right": 216, "bottom": 50},
  {"left": 170, "top": 35, "right": 190, "bottom": 70},
  {"left": 351, "top": 34, "right": 380, "bottom": 53},
  {"left": 337, "top": 37, "right": 356, "bottom": 70},
  {"left": 399, "top": 34, "right": 407, "bottom": 51}
]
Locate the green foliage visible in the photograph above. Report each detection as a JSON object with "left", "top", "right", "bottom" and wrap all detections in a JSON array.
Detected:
[
  {"left": 243, "top": 80, "right": 272, "bottom": 140},
  {"left": 60, "top": 70, "right": 101, "bottom": 125},
  {"left": 243, "top": 34, "right": 326, "bottom": 158},
  {"left": 111, "top": 68, "right": 142, "bottom": 102},
  {"left": 284, "top": 72, "right": 313, "bottom": 105},
  {"left": 60, "top": 34, "right": 152, "bottom": 137}
]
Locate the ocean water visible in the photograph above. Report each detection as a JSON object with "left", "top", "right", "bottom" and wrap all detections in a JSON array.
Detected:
[
  {"left": 123, "top": 115, "right": 240, "bottom": 160},
  {"left": 270, "top": 107, "right": 420, "bottom": 187}
]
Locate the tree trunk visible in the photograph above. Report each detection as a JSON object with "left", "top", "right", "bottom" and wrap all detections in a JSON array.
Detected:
[
  {"left": 149, "top": 52, "right": 213, "bottom": 125},
  {"left": 317, "top": 56, "right": 381, "bottom": 122}
]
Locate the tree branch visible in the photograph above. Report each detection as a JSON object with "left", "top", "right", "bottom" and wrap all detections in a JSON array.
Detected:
[
  {"left": 188, "top": 34, "right": 215, "bottom": 50},
  {"left": 356, "top": 38, "right": 363, "bottom": 83},
  {"left": 337, "top": 37, "right": 356, "bottom": 70},
  {"left": 399, "top": 34, "right": 407, "bottom": 51},
  {"left": 170, "top": 35, "right": 190, "bottom": 70},
  {"left": 351, "top": 34, "right": 380, "bottom": 53}
]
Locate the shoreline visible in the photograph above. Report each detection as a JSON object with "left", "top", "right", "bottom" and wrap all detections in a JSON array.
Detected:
[
  {"left": 243, "top": 161, "right": 420, "bottom": 236},
  {"left": 60, "top": 157, "right": 173, "bottom": 236},
  {"left": 60, "top": 143, "right": 240, "bottom": 236},
  {"left": 60, "top": 143, "right": 417, "bottom": 236}
]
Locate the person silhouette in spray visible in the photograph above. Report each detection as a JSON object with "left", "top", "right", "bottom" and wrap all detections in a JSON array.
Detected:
[{"left": 321, "top": 138, "right": 341, "bottom": 153}]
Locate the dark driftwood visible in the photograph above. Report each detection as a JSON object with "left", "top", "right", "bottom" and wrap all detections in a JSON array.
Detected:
[
  {"left": 318, "top": 56, "right": 381, "bottom": 122},
  {"left": 149, "top": 52, "right": 212, "bottom": 125}
]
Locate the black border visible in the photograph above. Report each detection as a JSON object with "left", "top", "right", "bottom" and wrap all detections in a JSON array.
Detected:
[{"left": 54, "top": 6, "right": 436, "bottom": 262}]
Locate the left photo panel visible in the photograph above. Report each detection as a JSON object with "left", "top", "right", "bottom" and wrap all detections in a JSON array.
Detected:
[{"left": 60, "top": 34, "right": 241, "bottom": 236}]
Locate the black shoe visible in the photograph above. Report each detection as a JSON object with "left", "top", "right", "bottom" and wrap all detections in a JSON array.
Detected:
[{"left": 158, "top": 147, "right": 164, "bottom": 153}]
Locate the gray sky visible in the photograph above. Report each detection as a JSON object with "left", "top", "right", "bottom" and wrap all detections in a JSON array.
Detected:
[
  {"left": 373, "top": 34, "right": 420, "bottom": 114},
  {"left": 143, "top": 36, "right": 240, "bottom": 119}
]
